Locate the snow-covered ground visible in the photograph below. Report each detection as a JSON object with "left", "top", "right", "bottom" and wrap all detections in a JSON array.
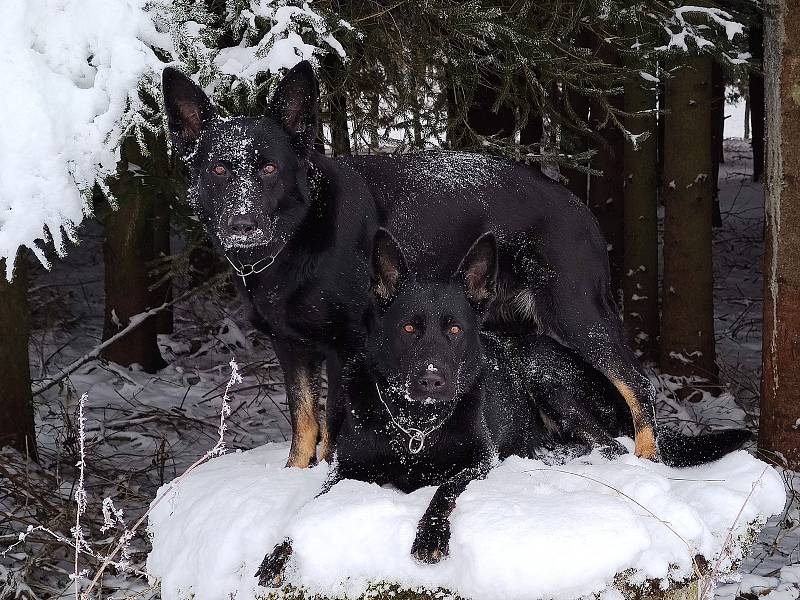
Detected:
[
  {"left": 1, "top": 139, "right": 796, "bottom": 600},
  {"left": 147, "top": 442, "right": 784, "bottom": 600}
]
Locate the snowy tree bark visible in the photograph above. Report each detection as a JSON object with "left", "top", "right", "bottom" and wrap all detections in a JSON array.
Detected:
[
  {"left": 588, "top": 93, "right": 626, "bottom": 295},
  {"left": 759, "top": 0, "right": 800, "bottom": 468},
  {"left": 562, "top": 90, "right": 591, "bottom": 201},
  {"left": 660, "top": 52, "right": 718, "bottom": 382},
  {"left": 711, "top": 60, "right": 725, "bottom": 227},
  {"left": 151, "top": 183, "right": 173, "bottom": 335},
  {"left": 101, "top": 137, "right": 166, "bottom": 373},
  {"left": 623, "top": 76, "right": 659, "bottom": 362},
  {"left": 0, "top": 254, "right": 37, "bottom": 460},
  {"left": 749, "top": 10, "right": 766, "bottom": 182},
  {"left": 323, "top": 54, "right": 351, "bottom": 156}
]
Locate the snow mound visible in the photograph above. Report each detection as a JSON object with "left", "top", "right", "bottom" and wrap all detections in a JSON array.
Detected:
[{"left": 147, "top": 441, "right": 785, "bottom": 600}]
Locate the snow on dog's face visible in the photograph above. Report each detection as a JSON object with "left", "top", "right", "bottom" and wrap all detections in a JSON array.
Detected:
[
  {"left": 162, "top": 63, "right": 319, "bottom": 267},
  {"left": 366, "top": 228, "right": 498, "bottom": 427}
]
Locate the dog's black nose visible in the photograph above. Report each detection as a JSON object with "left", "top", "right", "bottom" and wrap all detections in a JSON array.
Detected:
[
  {"left": 228, "top": 213, "right": 258, "bottom": 236},
  {"left": 416, "top": 372, "right": 447, "bottom": 390}
]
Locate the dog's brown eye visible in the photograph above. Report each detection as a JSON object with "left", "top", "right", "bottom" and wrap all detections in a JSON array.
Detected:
[
  {"left": 211, "top": 165, "right": 228, "bottom": 176},
  {"left": 403, "top": 324, "right": 416, "bottom": 334},
  {"left": 449, "top": 325, "right": 462, "bottom": 335},
  {"left": 262, "top": 163, "right": 277, "bottom": 175}
]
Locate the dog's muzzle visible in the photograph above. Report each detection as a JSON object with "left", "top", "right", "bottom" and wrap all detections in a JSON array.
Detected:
[{"left": 221, "top": 229, "right": 272, "bottom": 251}]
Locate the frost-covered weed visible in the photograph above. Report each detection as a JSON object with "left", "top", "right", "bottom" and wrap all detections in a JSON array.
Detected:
[{"left": 2, "top": 359, "right": 243, "bottom": 599}]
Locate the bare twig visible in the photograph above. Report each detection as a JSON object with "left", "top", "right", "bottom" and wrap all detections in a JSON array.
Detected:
[
  {"left": 525, "top": 467, "right": 704, "bottom": 579},
  {"left": 698, "top": 467, "right": 770, "bottom": 600},
  {"left": 33, "top": 272, "right": 228, "bottom": 397}
]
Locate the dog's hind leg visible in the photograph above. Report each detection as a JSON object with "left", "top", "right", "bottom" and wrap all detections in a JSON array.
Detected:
[
  {"left": 553, "top": 313, "right": 657, "bottom": 459},
  {"left": 521, "top": 374, "right": 628, "bottom": 459},
  {"left": 273, "top": 339, "right": 323, "bottom": 468},
  {"left": 524, "top": 280, "right": 658, "bottom": 459}
]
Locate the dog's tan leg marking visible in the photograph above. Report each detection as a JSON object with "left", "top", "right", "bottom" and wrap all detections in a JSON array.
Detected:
[
  {"left": 319, "top": 422, "right": 334, "bottom": 463},
  {"left": 610, "top": 377, "right": 657, "bottom": 460},
  {"left": 286, "top": 368, "right": 320, "bottom": 468}
]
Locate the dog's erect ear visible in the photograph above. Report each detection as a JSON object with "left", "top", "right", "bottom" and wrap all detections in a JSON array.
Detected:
[
  {"left": 267, "top": 61, "right": 319, "bottom": 156},
  {"left": 455, "top": 232, "right": 498, "bottom": 308},
  {"left": 162, "top": 67, "right": 216, "bottom": 156},
  {"left": 372, "top": 228, "right": 408, "bottom": 305}
]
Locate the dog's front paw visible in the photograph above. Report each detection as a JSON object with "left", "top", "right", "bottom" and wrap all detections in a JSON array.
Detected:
[
  {"left": 411, "top": 518, "right": 451, "bottom": 564},
  {"left": 599, "top": 439, "right": 628, "bottom": 460},
  {"left": 255, "top": 538, "right": 293, "bottom": 587}
]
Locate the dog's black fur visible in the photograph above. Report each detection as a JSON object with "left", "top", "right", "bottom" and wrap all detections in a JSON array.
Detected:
[
  {"left": 162, "top": 65, "right": 378, "bottom": 466},
  {"left": 339, "top": 150, "right": 661, "bottom": 459},
  {"left": 163, "top": 62, "right": 661, "bottom": 466},
  {"left": 255, "top": 230, "right": 750, "bottom": 585}
]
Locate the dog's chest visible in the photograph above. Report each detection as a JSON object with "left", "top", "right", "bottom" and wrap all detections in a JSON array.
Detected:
[
  {"left": 337, "top": 422, "right": 480, "bottom": 493},
  {"left": 248, "top": 276, "right": 349, "bottom": 344}
]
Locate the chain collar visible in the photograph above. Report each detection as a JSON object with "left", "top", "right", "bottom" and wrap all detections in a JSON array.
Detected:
[
  {"left": 374, "top": 382, "right": 453, "bottom": 454},
  {"left": 225, "top": 244, "right": 285, "bottom": 286}
]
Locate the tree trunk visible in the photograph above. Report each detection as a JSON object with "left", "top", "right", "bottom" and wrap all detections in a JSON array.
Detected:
[
  {"left": 329, "top": 92, "right": 351, "bottom": 155},
  {"left": 152, "top": 189, "right": 173, "bottom": 334},
  {"left": 744, "top": 96, "right": 751, "bottom": 139},
  {"left": 101, "top": 137, "right": 167, "bottom": 373},
  {"left": 324, "top": 54, "right": 352, "bottom": 157},
  {"left": 622, "top": 76, "right": 660, "bottom": 362},
  {"left": 0, "top": 254, "right": 37, "bottom": 461},
  {"left": 447, "top": 71, "right": 516, "bottom": 152},
  {"left": 759, "top": 0, "right": 800, "bottom": 469},
  {"left": 660, "top": 53, "right": 718, "bottom": 382},
  {"left": 586, "top": 39, "right": 625, "bottom": 294},
  {"left": 520, "top": 111, "right": 544, "bottom": 148},
  {"left": 445, "top": 73, "right": 464, "bottom": 150},
  {"left": 749, "top": 10, "right": 766, "bottom": 182},
  {"left": 711, "top": 61, "right": 725, "bottom": 227},
  {"left": 466, "top": 71, "right": 516, "bottom": 140},
  {"left": 561, "top": 91, "right": 591, "bottom": 201},
  {"left": 657, "top": 81, "right": 666, "bottom": 189},
  {"left": 588, "top": 97, "right": 626, "bottom": 295},
  {"left": 368, "top": 93, "right": 380, "bottom": 152}
]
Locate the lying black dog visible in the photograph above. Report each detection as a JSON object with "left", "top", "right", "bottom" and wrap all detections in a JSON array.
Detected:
[
  {"left": 163, "top": 62, "right": 661, "bottom": 467},
  {"left": 256, "top": 229, "right": 749, "bottom": 584}
]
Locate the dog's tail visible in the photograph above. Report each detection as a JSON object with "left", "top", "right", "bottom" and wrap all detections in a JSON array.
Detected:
[{"left": 657, "top": 428, "right": 752, "bottom": 467}]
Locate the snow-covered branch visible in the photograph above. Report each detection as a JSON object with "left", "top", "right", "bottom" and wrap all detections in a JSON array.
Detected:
[{"left": 0, "top": 0, "right": 350, "bottom": 280}]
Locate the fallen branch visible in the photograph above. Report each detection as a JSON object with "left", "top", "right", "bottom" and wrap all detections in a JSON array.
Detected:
[{"left": 33, "top": 272, "right": 229, "bottom": 397}]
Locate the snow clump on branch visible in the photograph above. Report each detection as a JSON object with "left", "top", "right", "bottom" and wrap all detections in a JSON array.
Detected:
[{"left": 0, "top": 0, "right": 348, "bottom": 280}]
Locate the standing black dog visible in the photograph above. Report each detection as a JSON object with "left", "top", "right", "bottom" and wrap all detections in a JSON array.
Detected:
[
  {"left": 164, "top": 61, "right": 658, "bottom": 466},
  {"left": 162, "top": 66, "right": 378, "bottom": 467},
  {"left": 256, "top": 229, "right": 749, "bottom": 585}
]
